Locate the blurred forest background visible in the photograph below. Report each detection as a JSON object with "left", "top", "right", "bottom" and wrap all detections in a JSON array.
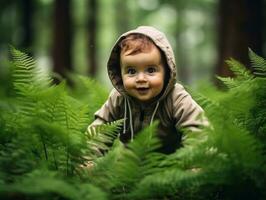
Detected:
[
  {"left": 0, "top": 2, "right": 266, "bottom": 199},
  {"left": 0, "top": 0, "right": 266, "bottom": 88}
]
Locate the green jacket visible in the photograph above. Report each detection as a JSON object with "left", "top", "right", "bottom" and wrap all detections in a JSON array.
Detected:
[{"left": 90, "top": 26, "right": 207, "bottom": 154}]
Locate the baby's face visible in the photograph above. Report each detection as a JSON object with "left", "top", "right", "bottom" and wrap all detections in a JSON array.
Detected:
[{"left": 120, "top": 45, "right": 165, "bottom": 103}]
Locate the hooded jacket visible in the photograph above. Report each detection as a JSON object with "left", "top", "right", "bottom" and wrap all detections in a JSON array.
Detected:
[{"left": 90, "top": 26, "right": 207, "bottom": 154}]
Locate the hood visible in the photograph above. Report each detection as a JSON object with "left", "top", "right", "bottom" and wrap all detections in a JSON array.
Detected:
[{"left": 107, "top": 26, "right": 177, "bottom": 101}]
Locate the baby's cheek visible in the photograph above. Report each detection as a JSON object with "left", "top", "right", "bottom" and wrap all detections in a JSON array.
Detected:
[
  {"left": 151, "top": 80, "right": 164, "bottom": 95},
  {"left": 123, "top": 80, "right": 134, "bottom": 90},
  {"left": 151, "top": 77, "right": 164, "bottom": 87}
]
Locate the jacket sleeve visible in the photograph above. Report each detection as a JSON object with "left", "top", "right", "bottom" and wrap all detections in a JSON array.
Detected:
[
  {"left": 89, "top": 88, "right": 122, "bottom": 127},
  {"left": 171, "top": 84, "right": 208, "bottom": 132}
]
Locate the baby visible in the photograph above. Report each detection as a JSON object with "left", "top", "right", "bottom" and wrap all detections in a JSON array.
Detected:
[{"left": 89, "top": 26, "right": 207, "bottom": 154}]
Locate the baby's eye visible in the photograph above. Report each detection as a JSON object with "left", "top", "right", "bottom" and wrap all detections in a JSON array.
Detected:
[
  {"left": 147, "top": 67, "right": 156, "bottom": 73},
  {"left": 127, "top": 68, "right": 136, "bottom": 74}
]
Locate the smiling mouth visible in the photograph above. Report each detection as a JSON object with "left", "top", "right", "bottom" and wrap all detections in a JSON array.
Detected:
[{"left": 136, "top": 87, "right": 149, "bottom": 94}]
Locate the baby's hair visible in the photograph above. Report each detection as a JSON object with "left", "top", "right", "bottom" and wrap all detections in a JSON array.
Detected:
[{"left": 119, "top": 33, "right": 154, "bottom": 56}]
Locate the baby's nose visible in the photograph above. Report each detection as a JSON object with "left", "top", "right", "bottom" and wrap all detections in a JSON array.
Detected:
[{"left": 136, "top": 72, "right": 147, "bottom": 82}]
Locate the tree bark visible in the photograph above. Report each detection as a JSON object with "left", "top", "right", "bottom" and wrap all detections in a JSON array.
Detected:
[
  {"left": 20, "top": 0, "right": 34, "bottom": 53},
  {"left": 52, "top": 0, "right": 73, "bottom": 81},
  {"left": 175, "top": 5, "right": 189, "bottom": 84},
  {"left": 216, "top": 0, "right": 263, "bottom": 78},
  {"left": 87, "top": 0, "right": 98, "bottom": 77},
  {"left": 115, "top": 0, "right": 130, "bottom": 35}
]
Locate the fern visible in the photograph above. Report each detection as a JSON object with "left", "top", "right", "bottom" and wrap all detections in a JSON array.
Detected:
[
  {"left": 11, "top": 46, "right": 53, "bottom": 90},
  {"left": 0, "top": 169, "right": 107, "bottom": 200},
  {"left": 87, "top": 123, "right": 166, "bottom": 199},
  {"left": 0, "top": 47, "right": 122, "bottom": 199},
  {"left": 226, "top": 58, "right": 252, "bottom": 80},
  {"left": 10, "top": 47, "right": 53, "bottom": 119},
  {"left": 141, "top": 50, "right": 266, "bottom": 200},
  {"left": 216, "top": 58, "right": 253, "bottom": 89},
  {"left": 1, "top": 47, "right": 266, "bottom": 200},
  {"left": 80, "top": 120, "right": 123, "bottom": 173},
  {"left": 69, "top": 75, "right": 109, "bottom": 123},
  {"left": 249, "top": 48, "right": 266, "bottom": 77}
]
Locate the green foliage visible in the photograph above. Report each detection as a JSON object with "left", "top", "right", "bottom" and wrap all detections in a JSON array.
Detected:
[
  {"left": 0, "top": 48, "right": 120, "bottom": 199},
  {"left": 69, "top": 74, "right": 109, "bottom": 123},
  {"left": 0, "top": 48, "right": 265, "bottom": 199}
]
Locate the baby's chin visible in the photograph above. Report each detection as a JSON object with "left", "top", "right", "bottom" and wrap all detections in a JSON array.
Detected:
[{"left": 133, "top": 94, "right": 161, "bottom": 105}]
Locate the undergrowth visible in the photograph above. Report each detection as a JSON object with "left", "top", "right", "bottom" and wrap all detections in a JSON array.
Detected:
[{"left": 0, "top": 47, "right": 265, "bottom": 199}]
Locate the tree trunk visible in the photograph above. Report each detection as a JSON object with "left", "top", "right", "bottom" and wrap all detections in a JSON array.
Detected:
[
  {"left": 175, "top": 5, "right": 189, "bottom": 84},
  {"left": 52, "top": 0, "right": 73, "bottom": 82},
  {"left": 115, "top": 0, "right": 130, "bottom": 35},
  {"left": 87, "top": 0, "right": 98, "bottom": 77},
  {"left": 216, "top": 0, "right": 263, "bottom": 78},
  {"left": 20, "top": 0, "right": 34, "bottom": 53}
]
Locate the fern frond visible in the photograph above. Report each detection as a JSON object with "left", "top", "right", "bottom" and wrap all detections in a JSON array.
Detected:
[
  {"left": 0, "top": 169, "right": 107, "bottom": 200},
  {"left": 107, "top": 124, "right": 163, "bottom": 197},
  {"left": 129, "top": 112, "right": 264, "bottom": 200},
  {"left": 68, "top": 75, "right": 109, "bottom": 123},
  {"left": 86, "top": 123, "right": 163, "bottom": 198},
  {"left": 249, "top": 48, "right": 266, "bottom": 77},
  {"left": 216, "top": 75, "right": 237, "bottom": 89},
  {"left": 130, "top": 168, "right": 205, "bottom": 200},
  {"left": 217, "top": 58, "right": 252, "bottom": 89},
  {"left": 10, "top": 47, "right": 54, "bottom": 118},
  {"left": 84, "top": 139, "right": 125, "bottom": 190},
  {"left": 78, "top": 75, "right": 109, "bottom": 107},
  {"left": 10, "top": 47, "right": 53, "bottom": 92},
  {"left": 188, "top": 86, "right": 220, "bottom": 113},
  {"left": 127, "top": 121, "right": 162, "bottom": 159},
  {"left": 39, "top": 89, "right": 93, "bottom": 175},
  {"left": 226, "top": 58, "right": 253, "bottom": 80},
  {"left": 85, "top": 120, "right": 123, "bottom": 153}
]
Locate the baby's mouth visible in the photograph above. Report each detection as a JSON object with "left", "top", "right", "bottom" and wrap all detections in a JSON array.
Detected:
[{"left": 136, "top": 87, "right": 149, "bottom": 94}]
